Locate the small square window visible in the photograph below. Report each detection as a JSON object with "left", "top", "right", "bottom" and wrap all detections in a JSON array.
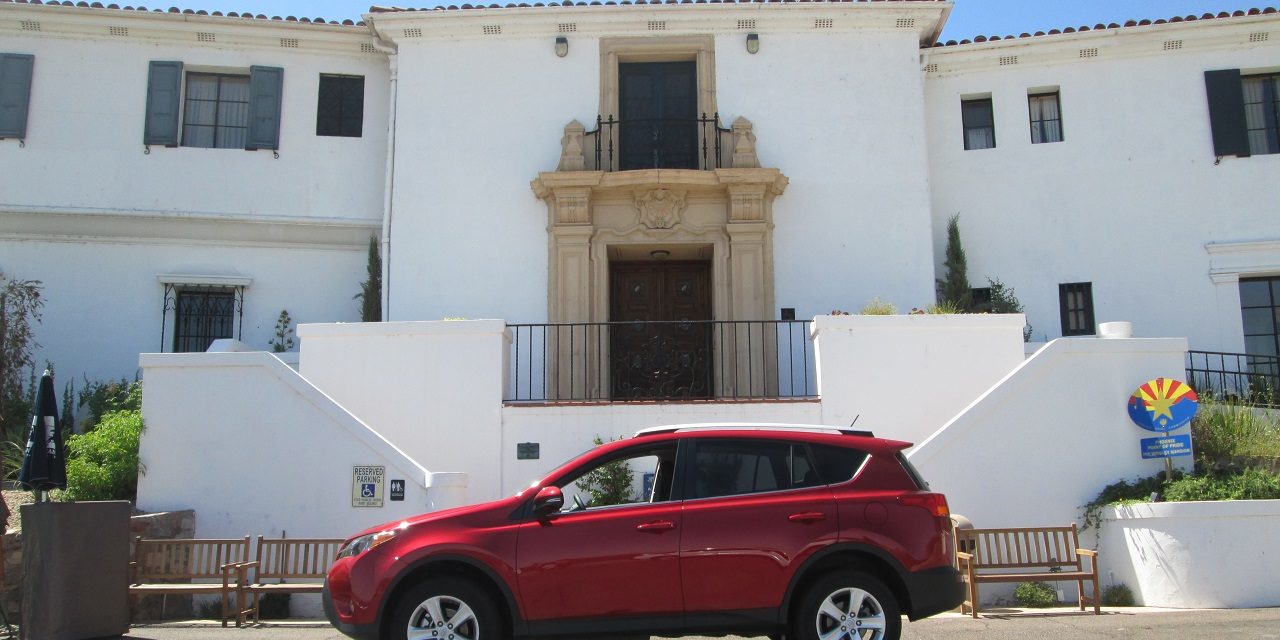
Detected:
[
  {"left": 1059, "top": 282, "right": 1095, "bottom": 336},
  {"left": 317, "top": 74, "right": 364, "bottom": 137},
  {"left": 1029, "top": 92, "right": 1063, "bottom": 144},
  {"left": 172, "top": 288, "right": 239, "bottom": 352},
  {"left": 961, "top": 98, "right": 995, "bottom": 150}
]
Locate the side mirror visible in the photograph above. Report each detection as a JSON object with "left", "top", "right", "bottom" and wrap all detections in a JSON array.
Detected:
[{"left": 532, "top": 486, "right": 564, "bottom": 516}]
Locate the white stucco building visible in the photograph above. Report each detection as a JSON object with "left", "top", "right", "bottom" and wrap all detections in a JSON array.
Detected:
[{"left": 2, "top": 0, "right": 1277, "bottom": 386}]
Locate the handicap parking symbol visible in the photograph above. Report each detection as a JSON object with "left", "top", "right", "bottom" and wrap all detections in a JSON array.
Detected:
[{"left": 361, "top": 483, "right": 376, "bottom": 498}]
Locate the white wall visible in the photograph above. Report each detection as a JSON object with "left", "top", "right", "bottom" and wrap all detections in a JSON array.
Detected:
[
  {"left": 812, "top": 313, "right": 1027, "bottom": 444},
  {"left": 137, "top": 351, "right": 465, "bottom": 540},
  {"left": 0, "top": 15, "right": 388, "bottom": 221},
  {"left": 924, "top": 17, "right": 1280, "bottom": 350},
  {"left": 298, "top": 321, "right": 509, "bottom": 502},
  {"left": 0, "top": 239, "right": 368, "bottom": 388},
  {"left": 1099, "top": 500, "right": 1280, "bottom": 608},
  {"left": 718, "top": 29, "right": 939, "bottom": 319},
  {"left": 908, "top": 336, "right": 1195, "bottom": 530}
]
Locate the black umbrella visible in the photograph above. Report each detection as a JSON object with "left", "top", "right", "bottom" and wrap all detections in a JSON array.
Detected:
[{"left": 18, "top": 370, "right": 66, "bottom": 500}]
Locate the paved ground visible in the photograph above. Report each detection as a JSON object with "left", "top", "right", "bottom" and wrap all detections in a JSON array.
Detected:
[{"left": 116, "top": 607, "right": 1280, "bottom": 640}]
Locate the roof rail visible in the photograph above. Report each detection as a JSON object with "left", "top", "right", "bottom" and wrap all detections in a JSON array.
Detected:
[{"left": 634, "top": 423, "right": 875, "bottom": 438}]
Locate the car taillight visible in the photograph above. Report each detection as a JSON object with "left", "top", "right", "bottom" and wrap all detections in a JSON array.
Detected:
[{"left": 897, "top": 492, "right": 950, "bottom": 518}]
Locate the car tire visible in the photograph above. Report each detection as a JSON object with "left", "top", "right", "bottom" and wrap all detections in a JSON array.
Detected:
[
  {"left": 390, "top": 577, "right": 502, "bottom": 640},
  {"left": 792, "top": 570, "right": 901, "bottom": 640}
]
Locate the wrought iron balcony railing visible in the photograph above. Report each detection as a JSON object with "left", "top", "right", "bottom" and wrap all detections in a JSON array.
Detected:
[
  {"left": 585, "top": 113, "right": 733, "bottom": 172},
  {"left": 506, "top": 320, "right": 816, "bottom": 403},
  {"left": 1186, "top": 350, "right": 1280, "bottom": 406}
]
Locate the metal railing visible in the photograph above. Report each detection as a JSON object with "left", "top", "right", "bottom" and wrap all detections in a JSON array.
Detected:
[
  {"left": 584, "top": 113, "right": 732, "bottom": 172},
  {"left": 506, "top": 320, "right": 816, "bottom": 402},
  {"left": 1186, "top": 350, "right": 1280, "bottom": 406}
]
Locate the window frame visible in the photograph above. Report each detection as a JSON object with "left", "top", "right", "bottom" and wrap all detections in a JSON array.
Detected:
[
  {"left": 1058, "top": 282, "right": 1096, "bottom": 337},
  {"left": 160, "top": 280, "right": 247, "bottom": 353},
  {"left": 1239, "top": 276, "right": 1280, "bottom": 358},
  {"left": 547, "top": 441, "right": 682, "bottom": 515},
  {"left": 1242, "top": 72, "right": 1280, "bottom": 156},
  {"left": 316, "top": 73, "right": 365, "bottom": 138},
  {"left": 961, "top": 97, "right": 996, "bottom": 150},
  {"left": 181, "top": 71, "right": 251, "bottom": 149},
  {"left": 1028, "top": 91, "right": 1063, "bottom": 144}
]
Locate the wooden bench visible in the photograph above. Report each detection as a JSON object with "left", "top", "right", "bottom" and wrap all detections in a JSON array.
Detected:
[
  {"left": 129, "top": 536, "right": 252, "bottom": 626},
  {"left": 233, "top": 536, "right": 343, "bottom": 625},
  {"left": 955, "top": 524, "right": 1100, "bottom": 617}
]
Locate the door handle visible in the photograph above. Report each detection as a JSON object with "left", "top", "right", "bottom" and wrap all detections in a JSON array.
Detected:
[
  {"left": 788, "top": 511, "right": 826, "bottom": 524},
  {"left": 636, "top": 520, "right": 676, "bottom": 533}
]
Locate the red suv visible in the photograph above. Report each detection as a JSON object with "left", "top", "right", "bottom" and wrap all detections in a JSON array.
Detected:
[{"left": 324, "top": 424, "right": 963, "bottom": 640}]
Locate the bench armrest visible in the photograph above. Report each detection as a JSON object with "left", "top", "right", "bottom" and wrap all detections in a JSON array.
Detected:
[
  {"left": 956, "top": 551, "right": 973, "bottom": 561},
  {"left": 222, "top": 560, "right": 258, "bottom": 588},
  {"left": 1076, "top": 549, "right": 1097, "bottom": 557}
]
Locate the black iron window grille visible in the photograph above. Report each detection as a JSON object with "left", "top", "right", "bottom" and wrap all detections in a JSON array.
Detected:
[
  {"left": 962, "top": 97, "right": 996, "bottom": 150},
  {"left": 316, "top": 74, "right": 364, "bottom": 138},
  {"left": 182, "top": 72, "right": 250, "bottom": 149},
  {"left": 161, "top": 284, "right": 244, "bottom": 353},
  {"left": 1186, "top": 350, "right": 1280, "bottom": 406},
  {"left": 583, "top": 113, "right": 733, "bottom": 172},
  {"left": 1058, "top": 282, "right": 1095, "bottom": 336},
  {"left": 505, "top": 319, "right": 816, "bottom": 403},
  {"left": 1028, "top": 92, "right": 1063, "bottom": 144}
]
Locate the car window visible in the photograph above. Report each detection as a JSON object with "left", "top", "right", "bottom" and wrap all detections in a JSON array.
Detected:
[
  {"left": 556, "top": 444, "right": 678, "bottom": 513},
  {"left": 811, "top": 444, "right": 870, "bottom": 485},
  {"left": 692, "top": 440, "right": 818, "bottom": 499}
]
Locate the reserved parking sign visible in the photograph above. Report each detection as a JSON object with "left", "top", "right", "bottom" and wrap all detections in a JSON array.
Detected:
[{"left": 352, "top": 465, "right": 385, "bottom": 507}]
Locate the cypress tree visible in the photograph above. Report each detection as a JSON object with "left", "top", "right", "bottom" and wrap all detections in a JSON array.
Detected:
[
  {"left": 355, "top": 236, "right": 382, "bottom": 322},
  {"left": 937, "top": 214, "right": 972, "bottom": 311}
]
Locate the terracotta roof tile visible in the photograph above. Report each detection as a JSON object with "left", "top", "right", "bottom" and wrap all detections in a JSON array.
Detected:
[
  {"left": 368, "top": 0, "right": 946, "bottom": 13},
  {"left": 929, "top": 7, "right": 1277, "bottom": 47},
  {"left": 0, "top": 0, "right": 365, "bottom": 26}
]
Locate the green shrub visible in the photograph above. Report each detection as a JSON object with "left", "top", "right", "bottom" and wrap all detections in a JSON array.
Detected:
[
  {"left": 575, "top": 437, "right": 634, "bottom": 507},
  {"left": 1013, "top": 582, "right": 1057, "bottom": 608},
  {"left": 63, "top": 408, "right": 144, "bottom": 502},
  {"left": 78, "top": 378, "right": 141, "bottom": 431},
  {"left": 1102, "top": 583, "right": 1135, "bottom": 607},
  {"left": 1081, "top": 471, "right": 1174, "bottom": 531},
  {"left": 1190, "top": 395, "right": 1280, "bottom": 462},
  {"left": 1163, "top": 467, "right": 1280, "bottom": 501}
]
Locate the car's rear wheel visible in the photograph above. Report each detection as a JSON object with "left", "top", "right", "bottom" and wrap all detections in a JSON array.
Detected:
[
  {"left": 391, "top": 577, "right": 502, "bottom": 640},
  {"left": 792, "top": 570, "right": 900, "bottom": 640}
]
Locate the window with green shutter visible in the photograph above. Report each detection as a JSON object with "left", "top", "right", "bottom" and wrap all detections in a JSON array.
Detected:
[
  {"left": 0, "top": 53, "right": 34, "bottom": 140},
  {"left": 144, "top": 61, "right": 283, "bottom": 150}
]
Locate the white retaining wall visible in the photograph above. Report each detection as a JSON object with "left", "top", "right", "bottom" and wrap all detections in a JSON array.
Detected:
[{"left": 1099, "top": 500, "right": 1280, "bottom": 608}]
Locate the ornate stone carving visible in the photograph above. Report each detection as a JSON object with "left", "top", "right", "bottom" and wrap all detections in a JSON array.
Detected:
[
  {"left": 558, "top": 120, "right": 586, "bottom": 172},
  {"left": 731, "top": 116, "right": 759, "bottom": 169},
  {"left": 633, "top": 189, "right": 687, "bottom": 230},
  {"left": 727, "top": 184, "right": 766, "bottom": 222},
  {"left": 554, "top": 187, "right": 591, "bottom": 225}
]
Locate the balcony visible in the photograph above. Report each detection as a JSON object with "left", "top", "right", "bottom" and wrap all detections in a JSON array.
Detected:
[{"left": 556, "top": 113, "right": 761, "bottom": 173}]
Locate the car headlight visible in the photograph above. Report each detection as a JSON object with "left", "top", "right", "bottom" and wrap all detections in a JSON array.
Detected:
[{"left": 337, "top": 527, "right": 400, "bottom": 559}]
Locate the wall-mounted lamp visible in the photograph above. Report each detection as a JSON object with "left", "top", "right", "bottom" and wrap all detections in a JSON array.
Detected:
[
  {"left": 555, "top": 36, "right": 569, "bottom": 58},
  {"left": 650, "top": 250, "right": 671, "bottom": 260},
  {"left": 746, "top": 32, "right": 759, "bottom": 54}
]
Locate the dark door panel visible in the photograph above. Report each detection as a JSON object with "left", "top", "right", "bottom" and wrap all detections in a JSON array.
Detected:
[
  {"left": 610, "top": 261, "right": 713, "bottom": 399},
  {"left": 619, "top": 61, "right": 697, "bottom": 170}
]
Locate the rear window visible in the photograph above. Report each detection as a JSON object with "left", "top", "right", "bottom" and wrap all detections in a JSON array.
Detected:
[
  {"left": 896, "top": 452, "right": 930, "bottom": 490},
  {"left": 811, "top": 445, "right": 869, "bottom": 485}
]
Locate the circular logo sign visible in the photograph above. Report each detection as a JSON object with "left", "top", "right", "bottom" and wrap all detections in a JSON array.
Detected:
[{"left": 1127, "top": 378, "right": 1198, "bottom": 432}]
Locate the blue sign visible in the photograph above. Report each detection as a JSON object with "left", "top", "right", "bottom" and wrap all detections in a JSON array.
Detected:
[
  {"left": 1127, "top": 378, "right": 1199, "bottom": 432},
  {"left": 1140, "top": 434, "right": 1193, "bottom": 460}
]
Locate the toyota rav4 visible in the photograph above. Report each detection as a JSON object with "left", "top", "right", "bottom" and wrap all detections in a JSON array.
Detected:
[{"left": 324, "top": 424, "right": 964, "bottom": 640}]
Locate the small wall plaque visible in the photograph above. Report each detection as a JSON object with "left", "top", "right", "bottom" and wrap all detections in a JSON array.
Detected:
[{"left": 517, "top": 442, "right": 540, "bottom": 460}]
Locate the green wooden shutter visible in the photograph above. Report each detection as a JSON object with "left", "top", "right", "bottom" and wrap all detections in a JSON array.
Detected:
[
  {"left": 1205, "top": 69, "right": 1251, "bottom": 157},
  {"left": 144, "top": 61, "right": 183, "bottom": 146},
  {"left": 246, "top": 65, "right": 283, "bottom": 150},
  {"left": 0, "top": 53, "right": 35, "bottom": 139}
]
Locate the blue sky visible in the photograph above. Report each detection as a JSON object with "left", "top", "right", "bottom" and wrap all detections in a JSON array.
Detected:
[{"left": 149, "top": 0, "right": 1261, "bottom": 41}]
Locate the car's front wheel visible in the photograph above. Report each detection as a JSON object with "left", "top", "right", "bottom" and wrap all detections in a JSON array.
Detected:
[
  {"left": 391, "top": 577, "right": 502, "bottom": 640},
  {"left": 793, "top": 570, "right": 901, "bottom": 640}
]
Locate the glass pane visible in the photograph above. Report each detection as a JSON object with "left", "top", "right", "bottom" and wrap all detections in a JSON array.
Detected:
[
  {"left": 1242, "top": 307, "right": 1275, "bottom": 336},
  {"left": 182, "top": 123, "right": 214, "bottom": 148},
  {"left": 217, "top": 125, "right": 247, "bottom": 150},
  {"left": 183, "top": 96, "right": 215, "bottom": 127},
  {"left": 218, "top": 100, "right": 249, "bottom": 128},
  {"left": 1240, "top": 280, "right": 1272, "bottom": 307},
  {"left": 1243, "top": 77, "right": 1266, "bottom": 104},
  {"left": 1246, "top": 335, "right": 1277, "bottom": 357},
  {"left": 184, "top": 75, "right": 218, "bottom": 101},
  {"left": 220, "top": 76, "right": 250, "bottom": 103},
  {"left": 694, "top": 440, "right": 790, "bottom": 499}
]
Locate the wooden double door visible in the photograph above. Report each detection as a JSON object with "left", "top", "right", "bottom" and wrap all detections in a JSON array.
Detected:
[{"left": 609, "top": 261, "right": 713, "bottom": 399}]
